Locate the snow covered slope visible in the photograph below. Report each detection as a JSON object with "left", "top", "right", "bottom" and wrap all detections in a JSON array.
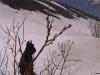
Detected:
[
  {"left": 0, "top": 1, "right": 100, "bottom": 75},
  {"left": 1, "top": 0, "right": 100, "bottom": 20}
]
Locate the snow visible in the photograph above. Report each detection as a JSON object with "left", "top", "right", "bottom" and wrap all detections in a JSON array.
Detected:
[
  {"left": 0, "top": 2, "right": 100, "bottom": 75},
  {"left": 35, "top": 0, "right": 56, "bottom": 11},
  {"left": 50, "top": 1, "right": 67, "bottom": 10}
]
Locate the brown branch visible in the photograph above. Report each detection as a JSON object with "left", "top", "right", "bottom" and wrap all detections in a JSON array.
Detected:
[
  {"left": 0, "top": 17, "right": 26, "bottom": 75},
  {"left": 39, "top": 40, "right": 83, "bottom": 75},
  {"left": 33, "top": 16, "right": 72, "bottom": 63}
]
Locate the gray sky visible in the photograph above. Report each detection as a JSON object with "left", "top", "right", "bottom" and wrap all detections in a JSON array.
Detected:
[{"left": 56, "top": 0, "right": 100, "bottom": 17}]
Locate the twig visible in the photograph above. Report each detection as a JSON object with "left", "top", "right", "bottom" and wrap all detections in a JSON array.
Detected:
[{"left": 33, "top": 16, "right": 72, "bottom": 62}]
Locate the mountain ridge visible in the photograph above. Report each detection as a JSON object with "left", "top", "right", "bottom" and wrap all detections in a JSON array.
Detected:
[{"left": 0, "top": 0, "right": 100, "bottom": 21}]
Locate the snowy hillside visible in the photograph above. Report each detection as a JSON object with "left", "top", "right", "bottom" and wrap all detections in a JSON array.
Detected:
[
  {"left": 0, "top": 0, "right": 100, "bottom": 75},
  {"left": 1, "top": 0, "right": 100, "bottom": 20}
]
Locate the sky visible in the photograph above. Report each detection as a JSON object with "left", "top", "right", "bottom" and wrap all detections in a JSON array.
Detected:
[{"left": 56, "top": 0, "right": 100, "bottom": 17}]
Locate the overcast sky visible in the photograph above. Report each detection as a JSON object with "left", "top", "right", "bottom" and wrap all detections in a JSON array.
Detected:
[{"left": 56, "top": 0, "right": 100, "bottom": 17}]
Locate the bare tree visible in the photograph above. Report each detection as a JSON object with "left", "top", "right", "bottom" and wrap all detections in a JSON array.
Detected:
[
  {"left": 0, "top": 39, "right": 9, "bottom": 75},
  {"left": 39, "top": 40, "right": 83, "bottom": 75},
  {"left": 90, "top": 19, "right": 100, "bottom": 38},
  {"left": 0, "top": 17, "right": 26, "bottom": 75}
]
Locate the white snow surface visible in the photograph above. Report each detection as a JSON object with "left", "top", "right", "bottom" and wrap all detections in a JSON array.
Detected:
[
  {"left": 0, "top": 3, "right": 100, "bottom": 75},
  {"left": 51, "top": 1, "right": 67, "bottom": 10},
  {"left": 35, "top": 0, "right": 56, "bottom": 11}
]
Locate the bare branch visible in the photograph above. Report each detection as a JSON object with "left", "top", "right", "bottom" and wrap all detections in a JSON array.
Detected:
[
  {"left": 39, "top": 41, "right": 83, "bottom": 75},
  {"left": 0, "top": 17, "right": 26, "bottom": 75},
  {"left": 33, "top": 16, "right": 72, "bottom": 62}
]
